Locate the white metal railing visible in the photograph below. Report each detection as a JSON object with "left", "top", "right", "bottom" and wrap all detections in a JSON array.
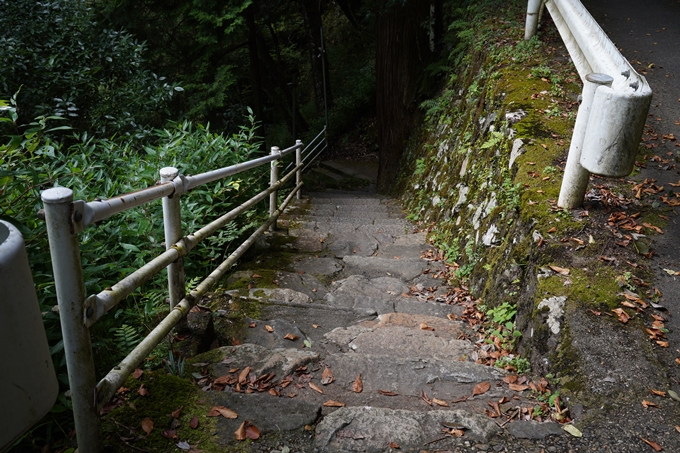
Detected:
[
  {"left": 40, "top": 128, "right": 328, "bottom": 452},
  {"left": 525, "top": 0, "right": 652, "bottom": 208}
]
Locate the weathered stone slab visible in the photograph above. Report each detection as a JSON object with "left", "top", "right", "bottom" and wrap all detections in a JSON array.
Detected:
[
  {"left": 241, "top": 318, "right": 307, "bottom": 349},
  {"left": 212, "top": 391, "right": 320, "bottom": 444},
  {"left": 394, "top": 298, "right": 463, "bottom": 318},
  {"left": 507, "top": 420, "right": 564, "bottom": 439},
  {"left": 327, "top": 275, "right": 408, "bottom": 300},
  {"left": 342, "top": 256, "right": 426, "bottom": 280},
  {"left": 324, "top": 354, "right": 503, "bottom": 397},
  {"left": 197, "top": 344, "right": 319, "bottom": 379},
  {"left": 326, "top": 232, "right": 378, "bottom": 258},
  {"left": 315, "top": 407, "right": 500, "bottom": 451},
  {"left": 249, "top": 287, "right": 312, "bottom": 304},
  {"left": 275, "top": 271, "right": 328, "bottom": 301},
  {"left": 291, "top": 256, "right": 342, "bottom": 275}
]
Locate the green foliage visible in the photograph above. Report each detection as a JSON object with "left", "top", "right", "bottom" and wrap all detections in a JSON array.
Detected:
[
  {"left": 482, "top": 302, "right": 523, "bottom": 351},
  {"left": 495, "top": 355, "right": 531, "bottom": 374},
  {"left": 0, "top": 0, "right": 182, "bottom": 137},
  {"left": 111, "top": 324, "right": 142, "bottom": 355},
  {"left": 165, "top": 350, "right": 186, "bottom": 378}
]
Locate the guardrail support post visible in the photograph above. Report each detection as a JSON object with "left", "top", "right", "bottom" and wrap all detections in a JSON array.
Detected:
[
  {"left": 41, "top": 187, "right": 103, "bottom": 453},
  {"left": 558, "top": 73, "right": 614, "bottom": 209},
  {"left": 295, "top": 140, "right": 303, "bottom": 201},
  {"left": 525, "top": 0, "right": 544, "bottom": 40},
  {"left": 160, "top": 167, "right": 185, "bottom": 311},
  {"left": 270, "top": 146, "right": 280, "bottom": 230}
]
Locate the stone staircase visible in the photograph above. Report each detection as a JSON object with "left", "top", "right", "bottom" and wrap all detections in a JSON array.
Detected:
[{"left": 185, "top": 164, "right": 547, "bottom": 452}]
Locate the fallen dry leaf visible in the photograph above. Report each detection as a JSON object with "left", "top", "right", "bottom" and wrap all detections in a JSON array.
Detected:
[
  {"left": 432, "top": 398, "right": 449, "bottom": 407},
  {"left": 421, "top": 390, "right": 432, "bottom": 405},
  {"left": 651, "top": 390, "right": 666, "bottom": 397},
  {"left": 612, "top": 308, "right": 631, "bottom": 323},
  {"left": 472, "top": 382, "right": 491, "bottom": 396},
  {"left": 419, "top": 322, "right": 435, "bottom": 331},
  {"left": 642, "top": 400, "right": 660, "bottom": 409},
  {"left": 352, "top": 374, "right": 363, "bottom": 393},
  {"left": 207, "top": 406, "right": 238, "bottom": 419},
  {"left": 323, "top": 400, "right": 345, "bottom": 407},
  {"left": 133, "top": 368, "right": 143, "bottom": 379},
  {"left": 378, "top": 390, "right": 398, "bottom": 396},
  {"left": 265, "top": 325, "right": 274, "bottom": 333},
  {"left": 312, "top": 324, "right": 320, "bottom": 328},
  {"left": 389, "top": 441, "right": 400, "bottom": 449},
  {"left": 161, "top": 429, "right": 176, "bottom": 439},
  {"left": 309, "top": 382, "right": 324, "bottom": 394},
  {"left": 321, "top": 367, "right": 334, "bottom": 385},
  {"left": 238, "top": 366, "right": 251, "bottom": 385},
  {"left": 284, "top": 333, "right": 300, "bottom": 341},
  {"left": 235, "top": 421, "right": 261, "bottom": 441},
  {"left": 141, "top": 417, "right": 154, "bottom": 435},
  {"left": 138, "top": 384, "right": 149, "bottom": 397},
  {"left": 641, "top": 437, "right": 663, "bottom": 451},
  {"left": 189, "top": 415, "right": 199, "bottom": 429},
  {"left": 248, "top": 322, "right": 256, "bottom": 328},
  {"left": 509, "top": 383, "right": 529, "bottom": 392},
  {"left": 171, "top": 407, "right": 183, "bottom": 419},
  {"left": 549, "top": 265, "right": 570, "bottom": 275},
  {"left": 503, "top": 375, "right": 518, "bottom": 384}
]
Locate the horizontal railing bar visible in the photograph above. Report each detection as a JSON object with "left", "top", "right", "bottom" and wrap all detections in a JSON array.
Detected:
[
  {"left": 75, "top": 143, "right": 303, "bottom": 230},
  {"left": 84, "top": 162, "right": 304, "bottom": 327},
  {"left": 302, "top": 127, "right": 326, "bottom": 155},
  {"left": 94, "top": 183, "right": 302, "bottom": 410},
  {"left": 284, "top": 127, "right": 326, "bottom": 173},
  {"left": 302, "top": 143, "right": 328, "bottom": 173}
]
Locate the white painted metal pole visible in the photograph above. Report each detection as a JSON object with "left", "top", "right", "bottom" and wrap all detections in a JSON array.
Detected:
[
  {"left": 41, "top": 187, "right": 103, "bottom": 453},
  {"left": 525, "top": 0, "right": 543, "bottom": 40},
  {"left": 295, "top": 140, "right": 303, "bottom": 201},
  {"left": 160, "top": 167, "right": 185, "bottom": 311},
  {"left": 269, "top": 146, "right": 280, "bottom": 231},
  {"left": 558, "top": 73, "right": 614, "bottom": 209}
]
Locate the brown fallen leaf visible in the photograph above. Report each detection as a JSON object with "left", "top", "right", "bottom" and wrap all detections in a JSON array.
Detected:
[
  {"left": 141, "top": 417, "right": 154, "bottom": 435},
  {"left": 549, "top": 265, "right": 570, "bottom": 275},
  {"left": 245, "top": 422, "right": 260, "bottom": 440},
  {"left": 323, "top": 400, "right": 345, "bottom": 407},
  {"left": 238, "top": 366, "right": 252, "bottom": 385},
  {"left": 642, "top": 400, "right": 660, "bottom": 409},
  {"left": 643, "top": 222, "right": 664, "bottom": 234},
  {"left": 389, "top": 441, "right": 400, "bottom": 449},
  {"left": 235, "top": 422, "right": 246, "bottom": 441},
  {"left": 509, "top": 383, "right": 529, "bottom": 392},
  {"left": 421, "top": 390, "right": 432, "bottom": 406},
  {"left": 309, "top": 382, "right": 324, "bottom": 394},
  {"left": 138, "top": 384, "right": 149, "bottom": 397},
  {"left": 378, "top": 390, "right": 398, "bottom": 396},
  {"left": 641, "top": 437, "right": 663, "bottom": 451},
  {"left": 352, "top": 374, "right": 363, "bottom": 393},
  {"left": 472, "top": 382, "right": 491, "bottom": 396},
  {"left": 547, "top": 227, "right": 557, "bottom": 234},
  {"left": 419, "top": 322, "right": 435, "bottom": 331},
  {"left": 651, "top": 390, "right": 666, "bottom": 397},
  {"left": 132, "top": 368, "right": 143, "bottom": 379},
  {"left": 265, "top": 325, "right": 274, "bottom": 333},
  {"left": 675, "top": 426, "right": 680, "bottom": 433},
  {"left": 503, "top": 375, "right": 518, "bottom": 384},
  {"left": 321, "top": 367, "right": 334, "bottom": 385},
  {"left": 312, "top": 324, "right": 320, "bottom": 328},
  {"left": 207, "top": 406, "right": 238, "bottom": 419},
  {"left": 161, "top": 429, "right": 177, "bottom": 439},
  {"left": 284, "top": 333, "right": 300, "bottom": 341},
  {"left": 171, "top": 407, "right": 183, "bottom": 419},
  {"left": 432, "top": 398, "right": 449, "bottom": 407},
  {"left": 248, "top": 322, "right": 256, "bottom": 328},
  {"left": 189, "top": 415, "right": 199, "bottom": 429},
  {"left": 612, "top": 308, "right": 631, "bottom": 323}
]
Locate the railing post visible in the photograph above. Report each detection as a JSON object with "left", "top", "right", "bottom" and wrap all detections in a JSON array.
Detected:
[
  {"left": 558, "top": 73, "right": 614, "bottom": 209},
  {"left": 41, "top": 188, "right": 103, "bottom": 453},
  {"left": 269, "top": 146, "right": 280, "bottom": 231},
  {"left": 525, "top": 0, "right": 543, "bottom": 40},
  {"left": 160, "top": 167, "right": 185, "bottom": 311},
  {"left": 295, "top": 140, "right": 303, "bottom": 201}
]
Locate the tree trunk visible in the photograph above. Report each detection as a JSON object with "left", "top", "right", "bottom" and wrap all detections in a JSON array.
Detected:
[
  {"left": 375, "top": 0, "right": 429, "bottom": 192},
  {"left": 299, "top": 0, "right": 333, "bottom": 114}
]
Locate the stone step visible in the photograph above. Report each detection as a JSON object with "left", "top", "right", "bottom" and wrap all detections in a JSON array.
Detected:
[
  {"left": 310, "top": 166, "right": 346, "bottom": 181},
  {"left": 340, "top": 255, "right": 431, "bottom": 280},
  {"left": 319, "top": 159, "right": 378, "bottom": 182}
]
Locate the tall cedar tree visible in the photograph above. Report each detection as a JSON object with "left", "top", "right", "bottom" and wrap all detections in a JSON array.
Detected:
[{"left": 376, "top": 0, "right": 431, "bottom": 192}]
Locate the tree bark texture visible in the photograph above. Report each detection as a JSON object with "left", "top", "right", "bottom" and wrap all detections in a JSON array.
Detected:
[{"left": 376, "top": 0, "right": 430, "bottom": 192}]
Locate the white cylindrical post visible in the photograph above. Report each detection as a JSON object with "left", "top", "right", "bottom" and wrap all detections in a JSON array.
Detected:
[
  {"left": 525, "top": 0, "right": 543, "bottom": 40},
  {"left": 41, "top": 187, "right": 103, "bottom": 453},
  {"left": 0, "top": 220, "right": 59, "bottom": 450},
  {"left": 160, "top": 167, "right": 185, "bottom": 310},
  {"left": 295, "top": 140, "right": 303, "bottom": 201},
  {"left": 558, "top": 73, "right": 614, "bottom": 209},
  {"left": 269, "top": 147, "right": 280, "bottom": 230}
]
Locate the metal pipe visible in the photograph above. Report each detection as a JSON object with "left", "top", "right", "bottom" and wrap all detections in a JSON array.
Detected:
[
  {"left": 525, "top": 0, "right": 543, "bottom": 40},
  {"left": 269, "top": 147, "right": 280, "bottom": 231},
  {"left": 558, "top": 73, "right": 613, "bottom": 208},
  {"left": 84, "top": 163, "right": 304, "bottom": 327},
  {"left": 95, "top": 184, "right": 302, "bottom": 410},
  {"left": 41, "top": 188, "right": 103, "bottom": 453},
  {"left": 296, "top": 140, "right": 302, "bottom": 200},
  {"left": 544, "top": 1, "right": 592, "bottom": 81},
  {"left": 303, "top": 143, "right": 329, "bottom": 173},
  {"left": 160, "top": 167, "right": 185, "bottom": 311}
]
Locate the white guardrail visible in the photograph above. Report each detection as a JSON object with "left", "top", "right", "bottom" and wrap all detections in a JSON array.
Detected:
[
  {"left": 525, "top": 0, "right": 652, "bottom": 208},
  {"left": 39, "top": 129, "right": 327, "bottom": 452}
]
